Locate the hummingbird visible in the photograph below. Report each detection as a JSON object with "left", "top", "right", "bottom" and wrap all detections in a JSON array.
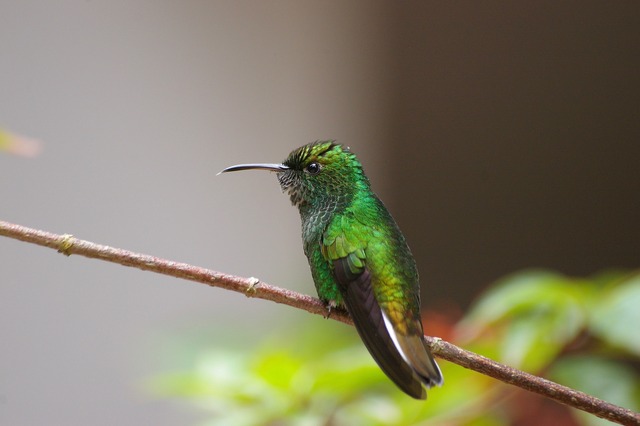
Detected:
[{"left": 219, "top": 141, "right": 443, "bottom": 399}]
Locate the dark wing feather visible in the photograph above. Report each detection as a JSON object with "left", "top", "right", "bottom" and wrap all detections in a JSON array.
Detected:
[{"left": 333, "top": 257, "right": 426, "bottom": 399}]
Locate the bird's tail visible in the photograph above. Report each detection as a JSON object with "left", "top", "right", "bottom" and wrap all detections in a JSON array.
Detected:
[{"left": 381, "top": 313, "right": 443, "bottom": 389}]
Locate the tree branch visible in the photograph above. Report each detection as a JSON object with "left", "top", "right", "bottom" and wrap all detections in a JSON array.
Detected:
[{"left": 1, "top": 220, "right": 638, "bottom": 425}]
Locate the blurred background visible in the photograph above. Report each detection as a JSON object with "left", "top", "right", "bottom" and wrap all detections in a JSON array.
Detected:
[{"left": 1, "top": 1, "right": 638, "bottom": 425}]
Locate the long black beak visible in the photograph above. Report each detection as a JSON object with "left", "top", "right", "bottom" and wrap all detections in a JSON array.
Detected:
[{"left": 217, "top": 163, "right": 289, "bottom": 175}]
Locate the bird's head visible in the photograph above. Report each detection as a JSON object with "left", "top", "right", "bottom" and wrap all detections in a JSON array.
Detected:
[{"left": 220, "top": 141, "right": 370, "bottom": 208}]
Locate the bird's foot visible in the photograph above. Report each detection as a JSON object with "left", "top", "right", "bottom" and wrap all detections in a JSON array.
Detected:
[{"left": 324, "top": 300, "right": 338, "bottom": 319}]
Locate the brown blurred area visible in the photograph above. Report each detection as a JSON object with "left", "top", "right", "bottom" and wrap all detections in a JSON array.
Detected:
[{"left": 388, "top": 2, "right": 640, "bottom": 306}]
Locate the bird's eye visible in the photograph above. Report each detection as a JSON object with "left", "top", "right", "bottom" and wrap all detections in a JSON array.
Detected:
[{"left": 306, "top": 162, "right": 321, "bottom": 175}]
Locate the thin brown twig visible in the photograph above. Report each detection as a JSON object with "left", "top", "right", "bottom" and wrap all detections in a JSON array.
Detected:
[{"left": 0, "top": 220, "right": 638, "bottom": 426}]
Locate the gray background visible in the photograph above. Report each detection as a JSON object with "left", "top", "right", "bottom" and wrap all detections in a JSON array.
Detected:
[{"left": 1, "top": 2, "right": 638, "bottom": 425}]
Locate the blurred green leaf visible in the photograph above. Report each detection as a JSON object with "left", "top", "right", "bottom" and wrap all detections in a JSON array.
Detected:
[
  {"left": 549, "top": 355, "right": 640, "bottom": 426},
  {"left": 461, "top": 270, "right": 588, "bottom": 331},
  {"left": 500, "top": 311, "right": 576, "bottom": 371},
  {"left": 460, "top": 270, "right": 589, "bottom": 370},
  {"left": 589, "top": 273, "right": 640, "bottom": 355},
  {"left": 253, "top": 351, "right": 304, "bottom": 390}
]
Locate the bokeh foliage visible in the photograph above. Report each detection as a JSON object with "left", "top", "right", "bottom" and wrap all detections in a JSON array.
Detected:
[{"left": 151, "top": 270, "right": 640, "bottom": 425}]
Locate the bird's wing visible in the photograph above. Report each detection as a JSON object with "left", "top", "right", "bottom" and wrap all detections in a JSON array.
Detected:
[{"left": 321, "top": 214, "right": 427, "bottom": 399}]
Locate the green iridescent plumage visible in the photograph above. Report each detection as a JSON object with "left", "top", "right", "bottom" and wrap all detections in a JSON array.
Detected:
[{"left": 220, "top": 141, "right": 443, "bottom": 399}]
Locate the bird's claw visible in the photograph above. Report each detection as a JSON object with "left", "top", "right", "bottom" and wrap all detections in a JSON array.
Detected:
[{"left": 324, "top": 300, "right": 338, "bottom": 319}]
